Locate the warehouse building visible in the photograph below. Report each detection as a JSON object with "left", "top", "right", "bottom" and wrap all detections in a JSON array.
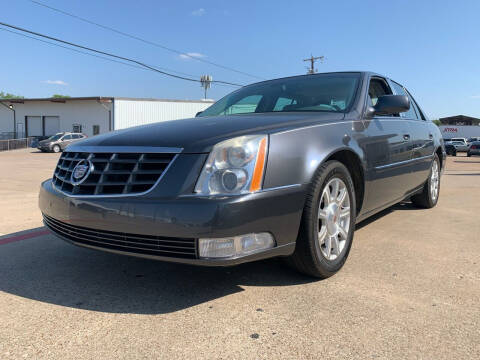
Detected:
[
  {"left": 438, "top": 115, "right": 480, "bottom": 139},
  {"left": 0, "top": 97, "right": 214, "bottom": 139}
]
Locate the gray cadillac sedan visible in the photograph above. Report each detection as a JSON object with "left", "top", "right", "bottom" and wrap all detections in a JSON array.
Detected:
[{"left": 39, "top": 72, "right": 445, "bottom": 278}]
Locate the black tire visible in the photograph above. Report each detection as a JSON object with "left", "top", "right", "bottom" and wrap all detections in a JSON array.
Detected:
[
  {"left": 287, "top": 161, "right": 356, "bottom": 278},
  {"left": 52, "top": 145, "right": 61, "bottom": 153},
  {"left": 467, "top": 152, "right": 471, "bottom": 157},
  {"left": 453, "top": 151, "right": 457, "bottom": 156},
  {"left": 411, "top": 154, "right": 441, "bottom": 209}
]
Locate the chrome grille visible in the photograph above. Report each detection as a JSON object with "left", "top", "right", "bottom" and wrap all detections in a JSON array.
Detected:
[
  {"left": 52, "top": 151, "right": 176, "bottom": 195},
  {"left": 43, "top": 214, "right": 197, "bottom": 259}
]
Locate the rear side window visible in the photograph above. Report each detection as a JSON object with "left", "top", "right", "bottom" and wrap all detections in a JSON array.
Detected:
[
  {"left": 63, "top": 135, "right": 72, "bottom": 140},
  {"left": 390, "top": 81, "right": 418, "bottom": 120},
  {"left": 405, "top": 89, "right": 426, "bottom": 120}
]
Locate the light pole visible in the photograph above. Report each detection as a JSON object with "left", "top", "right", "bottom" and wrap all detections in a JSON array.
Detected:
[
  {"left": 200, "top": 75, "right": 212, "bottom": 99},
  {"left": 9, "top": 104, "right": 16, "bottom": 139}
]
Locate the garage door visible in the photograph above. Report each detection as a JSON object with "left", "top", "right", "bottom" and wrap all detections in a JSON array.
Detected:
[
  {"left": 44, "top": 116, "right": 60, "bottom": 136},
  {"left": 26, "top": 116, "right": 42, "bottom": 137}
]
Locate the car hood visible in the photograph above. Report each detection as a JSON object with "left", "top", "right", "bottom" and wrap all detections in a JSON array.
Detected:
[
  {"left": 74, "top": 112, "right": 345, "bottom": 153},
  {"left": 38, "top": 139, "right": 51, "bottom": 145}
]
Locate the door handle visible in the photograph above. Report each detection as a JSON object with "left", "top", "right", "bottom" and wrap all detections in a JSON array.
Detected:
[
  {"left": 429, "top": 134, "right": 433, "bottom": 139},
  {"left": 403, "top": 134, "right": 410, "bottom": 141}
]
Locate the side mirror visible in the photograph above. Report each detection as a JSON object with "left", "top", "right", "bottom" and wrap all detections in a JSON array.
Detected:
[
  {"left": 195, "top": 111, "right": 203, "bottom": 117},
  {"left": 366, "top": 95, "right": 410, "bottom": 118}
]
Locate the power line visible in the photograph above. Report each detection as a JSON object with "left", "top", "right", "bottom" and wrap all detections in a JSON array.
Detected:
[
  {"left": 0, "top": 21, "right": 243, "bottom": 87},
  {"left": 28, "top": 0, "right": 265, "bottom": 81},
  {"left": 0, "top": 27, "right": 204, "bottom": 81}
]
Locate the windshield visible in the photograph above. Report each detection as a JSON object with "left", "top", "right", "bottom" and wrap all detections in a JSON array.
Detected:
[
  {"left": 47, "top": 134, "right": 63, "bottom": 141},
  {"left": 199, "top": 73, "right": 360, "bottom": 117}
]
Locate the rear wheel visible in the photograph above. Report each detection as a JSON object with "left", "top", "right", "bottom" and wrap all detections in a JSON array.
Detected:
[
  {"left": 52, "top": 145, "right": 61, "bottom": 153},
  {"left": 411, "top": 154, "right": 440, "bottom": 208},
  {"left": 287, "top": 161, "right": 356, "bottom": 278},
  {"left": 467, "top": 152, "right": 471, "bottom": 157}
]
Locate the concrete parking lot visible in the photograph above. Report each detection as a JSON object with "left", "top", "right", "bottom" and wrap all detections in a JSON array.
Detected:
[{"left": 0, "top": 148, "right": 479, "bottom": 359}]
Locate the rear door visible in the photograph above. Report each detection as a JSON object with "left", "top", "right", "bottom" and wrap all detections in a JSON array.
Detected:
[
  {"left": 390, "top": 81, "right": 434, "bottom": 189},
  {"left": 70, "top": 134, "right": 84, "bottom": 144},
  {"left": 361, "top": 76, "right": 413, "bottom": 212}
]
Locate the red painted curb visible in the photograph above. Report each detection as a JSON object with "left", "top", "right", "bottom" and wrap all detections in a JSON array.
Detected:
[{"left": 0, "top": 229, "right": 50, "bottom": 245}]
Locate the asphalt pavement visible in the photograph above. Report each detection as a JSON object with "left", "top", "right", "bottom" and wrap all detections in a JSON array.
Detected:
[{"left": 0, "top": 149, "right": 479, "bottom": 359}]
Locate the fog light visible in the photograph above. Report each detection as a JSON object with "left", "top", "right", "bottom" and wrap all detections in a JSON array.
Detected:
[{"left": 198, "top": 233, "right": 275, "bottom": 259}]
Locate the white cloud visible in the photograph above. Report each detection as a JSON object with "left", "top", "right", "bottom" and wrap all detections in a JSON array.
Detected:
[
  {"left": 191, "top": 8, "right": 206, "bottom": 16},
  {"left": 470, "top": 95, "right": 480, "bottom": 99},
  {"left": 179, "top": 52, "right": 205, "bottom": 60},
  {"left": 43, "top": 80, "right": 68, "bottom": 86}
]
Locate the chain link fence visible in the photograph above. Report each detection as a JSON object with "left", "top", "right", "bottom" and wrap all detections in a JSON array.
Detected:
[{"left": 0, "top": 138, "right": 35, "bottom": 152}]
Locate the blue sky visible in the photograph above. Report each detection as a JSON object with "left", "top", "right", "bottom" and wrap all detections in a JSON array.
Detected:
[{"left": 1, "top": 0, "right": 479, "bottom": 119}]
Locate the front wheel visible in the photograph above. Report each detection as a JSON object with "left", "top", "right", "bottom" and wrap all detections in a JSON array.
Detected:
[
  {"left": 467, "top": 152, "right": 471, "bottom": 157},
  {"left": 287, "top": 161, "right": 356, "bottom": 278},
  {"left": 411, "top": 154, "right": 440, "bottom": 208},
  {"left": 52, "top": 145, "right": 61, "bottom": 153}
]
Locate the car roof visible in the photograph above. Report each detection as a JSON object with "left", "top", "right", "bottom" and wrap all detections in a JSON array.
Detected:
[{"left": 242, "top": 71, "right": 381, "bottom": 88}]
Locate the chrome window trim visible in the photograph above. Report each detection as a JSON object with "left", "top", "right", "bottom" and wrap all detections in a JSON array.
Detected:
[
  {"left": 374, "top": 154, "right": 433, "bottom": 170},
  {"left": 52, "top": 153, "right": 180, "bottom": 198},
  {"left": 65, "top": 145, "right": 184, "bottom": 154}
]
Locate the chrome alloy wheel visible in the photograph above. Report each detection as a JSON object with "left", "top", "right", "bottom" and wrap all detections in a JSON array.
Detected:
[
  {"left": 430, "top": 159, "right": 440, "bottom": 202},
  {"left": 317, "top": 177, "right": 351, "bottom": 261}
]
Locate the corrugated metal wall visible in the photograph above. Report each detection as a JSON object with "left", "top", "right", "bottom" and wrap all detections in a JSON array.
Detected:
[{"left": 114, "top": 99, "right": 214, "bottom": 130}]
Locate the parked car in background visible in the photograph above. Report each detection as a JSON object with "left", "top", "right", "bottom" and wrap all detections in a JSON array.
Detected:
[
  {"left": 444, "top": 143, "right": 457, "bottom": 156},
  {"left": 467, "top": 141, "right": 480, "bottom": 157},
  {"left": 39, "top": 71, "right": 445, "bottom": 278},
  {"left": 450, "top": 137, "right": 469, "bottom": 144},
  {"left": 30, "top": 136, "right": 50, "bottom": 148},
  {"left": 446, "top": 140, "right": 469, "bottom": 152},
  {"left": 467, "top": 137, "right": 480, "bottom": 143},
  {"left": 37, "top": 132, "right": 87, "bottom": 153}
]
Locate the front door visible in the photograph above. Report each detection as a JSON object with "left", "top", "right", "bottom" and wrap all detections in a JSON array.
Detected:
[{"left": 360, "top": 77, "right": 413, "bottom": 213}]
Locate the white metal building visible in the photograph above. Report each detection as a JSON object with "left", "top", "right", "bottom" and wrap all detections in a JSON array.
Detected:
[
  {"left": 439, "top": 125, "right": 480, "bottom": 139},
  {"left": 0, "top": 97, "right": 214, "bottom": 139}
]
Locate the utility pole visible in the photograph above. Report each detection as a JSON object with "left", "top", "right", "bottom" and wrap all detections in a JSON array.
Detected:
[
  {"left": 303, "top": 55, "right": 324, "bottom": 74},
  {"left": 200, "top": 75, "right": 212, "bottom": 99}
]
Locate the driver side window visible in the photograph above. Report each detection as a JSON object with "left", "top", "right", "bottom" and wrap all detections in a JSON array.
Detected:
[
  {"left": 368, "top": 78, "right": 397, "bottom": 116},
  {"left": 222, "top": 95, "right": 263, "bottom": 115},
  {"left": 368, "top": 78, "right": 392, "bottom": 106}
]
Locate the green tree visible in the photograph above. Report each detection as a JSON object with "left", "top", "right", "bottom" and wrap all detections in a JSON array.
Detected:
[
  {"left": 0, "top": 91, "right": 24, "bottom": 99},
  {"left": 52, "top": 94, "right": 71, "bottom": 98},
  {"left": 431, "top": 119, "right": 442, "bottom": 126}
]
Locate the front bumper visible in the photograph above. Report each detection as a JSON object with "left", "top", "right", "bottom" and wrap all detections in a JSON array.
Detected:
[
  {"left": 38, "top": 145, "right": 51, "bottom": 151},
  {"left": 39, "top": 179, "right": 306, "bottom": 265}
]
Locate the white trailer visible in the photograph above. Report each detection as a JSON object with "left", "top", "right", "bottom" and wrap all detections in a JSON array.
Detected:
[{"left": 439, "top": 125, "right": 480, "bottom": 140}]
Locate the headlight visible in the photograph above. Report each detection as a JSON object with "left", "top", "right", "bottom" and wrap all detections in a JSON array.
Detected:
[{"left": 194, "top": 135, "right": 268, "bottom": 195}]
